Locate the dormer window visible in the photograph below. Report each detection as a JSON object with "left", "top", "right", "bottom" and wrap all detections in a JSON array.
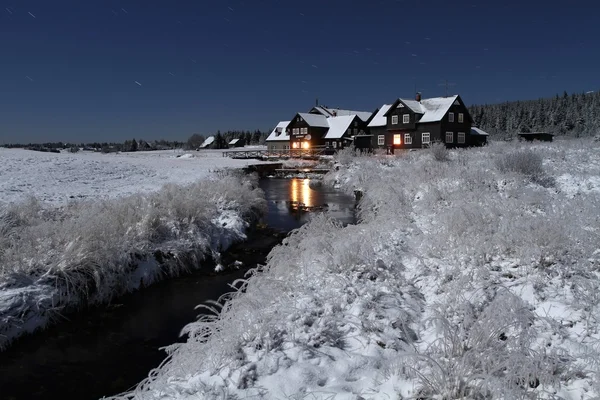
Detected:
[
  {"left": 449, "top": 112, "right": 455, "bottom": 123},
  {"left": 403, "top": 114, "right": 410, "bottom": 124},
  {"left": 391, "top": 115, "right": 398, "bottom": 125},
  {"left": 275, "top": 127, "right": 282, "bottom": 136},
  {"left": 458, "top": 113, "right": 464, "bottom": 123}
]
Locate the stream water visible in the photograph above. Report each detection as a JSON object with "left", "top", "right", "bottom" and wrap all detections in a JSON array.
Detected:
[{"left": 0, "top": 178, "right": 356, "bottom": 400}]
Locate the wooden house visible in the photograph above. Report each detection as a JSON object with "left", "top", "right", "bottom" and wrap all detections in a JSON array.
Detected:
[
  {"left": 287, "top": 112, "right": 370, "bottom": 151},
  {"left": 369, "top": 94, "right": 478, "bottom": 152},
  {"left": 228, "top": 138, "right": 245, "bottom": 148},
  {"left": 265, "top": 121, "right": 291, "bottom": 151}
]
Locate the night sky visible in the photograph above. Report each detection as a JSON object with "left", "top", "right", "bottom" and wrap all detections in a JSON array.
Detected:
[{"left": 1, "top": 0, "right": 598, "bottom": 143}]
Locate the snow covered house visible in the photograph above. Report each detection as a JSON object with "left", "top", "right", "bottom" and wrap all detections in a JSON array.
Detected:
[
  {"left": 308, "top": 105, "right": 374, "bottom": 123},
  {"left": 287, "top": 112, "right": 370, "bottom": 151},
  {"left": 265, "top": 121, "right": 291, "bottom": 151},
  {"left": 372, "top": 94, "right": 482, "bottom": 151},
  {"left": 199, "top": 136, "right": 215, "bottom": 149},
  {"left": 228, "top": 138, "right": 245, "bottom": 147}
]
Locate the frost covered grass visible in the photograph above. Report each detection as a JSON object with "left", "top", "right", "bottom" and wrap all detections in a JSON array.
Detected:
[
  {"left": 112, "top": 138, "right": 600, "bottom": 399},
  {"left": 0, "top": 171, "right": 266, "bottom": 350}
]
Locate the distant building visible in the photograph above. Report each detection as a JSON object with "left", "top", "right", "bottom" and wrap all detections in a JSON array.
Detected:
[
  {"left": 199, "top": 136, "right": 215, "bottom": 149},
  {"left": 470, "top": 127, "right": 489, "bottom": 146},
  {"left": 287, "top": 112, "right": 371, "bottom": 151},
  {"left": 228, "top": 138, "right": 245, "bottom": 147},
  {"left": 265, "top": 121, "right": 291, "bottom": 151},
  {"left": 518, "top": 132, "right": 553, "bottom": 142}
]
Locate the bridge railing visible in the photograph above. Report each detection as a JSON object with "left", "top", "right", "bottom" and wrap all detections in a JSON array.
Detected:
[{"left": 223, "top": 146, "right": 331, "bottom": 159}]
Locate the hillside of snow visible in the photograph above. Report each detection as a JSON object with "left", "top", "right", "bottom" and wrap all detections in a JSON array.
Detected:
[
  {"left": 0, "top": 149, "right": 268, "bottom": 350},
  {"left": 114, "top": 139, "right": 600, "bottom": 399}
]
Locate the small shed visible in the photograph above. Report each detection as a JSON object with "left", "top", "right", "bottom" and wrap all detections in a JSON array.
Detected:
[
  {"left": 353, "top": 134, "right": 373, "bottom": 152},
  {"left": 228, "top": 138, "right": 245, "bottom": 148},
  {"left": 518, "top": 132, "right": 554, "bottom": 142},
  {"left": 469, "top": 127, "right": 489, "bottom": 146}
]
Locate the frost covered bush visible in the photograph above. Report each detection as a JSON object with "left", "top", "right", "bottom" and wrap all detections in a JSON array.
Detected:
[
  {"left": 0, "top": 172, "right": 266, "bottom": 349},
  {"left": 431, "top": 142, "right": 450, "bottom": 162},
  {"left": 496, "top": 149, "right": 544, "bottom": 177},
  {"left": 333, "top": 146, "right": 359, "bottom": 165}
]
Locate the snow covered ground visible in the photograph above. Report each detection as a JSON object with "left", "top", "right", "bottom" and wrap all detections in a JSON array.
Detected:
[
  {"left": 0, "top": 148, "right": 268, "bottom": 350},
  {"left": 0, "top": 148, "right": 268, "bottom": 205},
  {"left": 113, "top": 138, "right": 600, "bottom": 399}
]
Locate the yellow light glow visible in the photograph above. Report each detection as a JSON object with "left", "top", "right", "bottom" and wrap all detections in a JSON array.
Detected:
[
  {"left": 292, "top": 142, "right": 300, "bottom": 149},
  {"left": 289, "top": 178, "right": 313, "bottom": 208},
  {"left": 302, "top": 142, "right": 310, "bottom": 149},
  {"left": 393, "top": 134, "right": 402, "bottom": 145}
]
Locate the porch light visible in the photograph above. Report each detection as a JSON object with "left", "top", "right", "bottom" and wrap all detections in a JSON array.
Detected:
[{"left": 302, "top": 142, "right": 310, "bottom": 149}]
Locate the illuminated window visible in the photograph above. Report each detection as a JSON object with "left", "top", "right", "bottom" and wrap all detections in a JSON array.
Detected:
[
  {"left": 391, "top": 115, "right": 398, "bottom": 125},
  {"left": 292, "top": 142, "right": 300, "bottom": 149},
  {"left": 378, "top": 135, "right": 385, "bottom": 146},
  {"left": 403, "top": 114, "right": 410, "bottom": 124},
  {"left": 458, "top": 113, "right": 464, "bottom": 123},
  {"left": 302, "top": 142, "right": 310, "bottom": 149},
  {"left": 404, "top": 133, "right": 412, "bottom": 144},
  {"left": 458, "top": 132, "right": 466, "bottom": 144},
  {"left": 448, "top": 112, "right": 454, "bottom": 123},
  {"left": 446, "top": 132, "right": 454, "bottom": 143},
  {"left": 393, "top": 134, "right": 401, "bottom": 145}
]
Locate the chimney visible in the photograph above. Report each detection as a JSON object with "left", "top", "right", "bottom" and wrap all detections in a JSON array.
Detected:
[
  {"left": 416, "top": 92, "right": 422, "bottom": 102},
  {"left": 332, "top": 110, "right": 337, "bottom": 117}
]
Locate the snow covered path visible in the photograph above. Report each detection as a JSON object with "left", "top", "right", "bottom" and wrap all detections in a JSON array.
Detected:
[
  {"left": 0, "top": 148, "right": 267, "bottom": 205},
  {"left": 113, "top": 139, "right": 600, "bottom": 400}
]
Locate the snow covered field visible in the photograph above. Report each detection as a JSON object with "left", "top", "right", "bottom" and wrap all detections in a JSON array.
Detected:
[
  {"left": 0, "top": 148, "right": 267, "bottom": 205},
  {"left": 0, "top": 148, "right": 268, "bottom": 350},
  {"left": 114, "top": 139, "right": 600, "bottom": 399}
]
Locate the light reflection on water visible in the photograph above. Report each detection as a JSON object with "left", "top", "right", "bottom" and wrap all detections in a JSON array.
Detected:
[{"left": 260, "top": 178, "right": 356, "bottom": 232}]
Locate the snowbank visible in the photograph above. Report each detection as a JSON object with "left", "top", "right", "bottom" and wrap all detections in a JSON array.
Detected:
[
  {"left": 113, "top": 139, "right": 600, "bottom": 399},
  {"left": 0, "top": 171, "right": 266, "bottom": 350}
]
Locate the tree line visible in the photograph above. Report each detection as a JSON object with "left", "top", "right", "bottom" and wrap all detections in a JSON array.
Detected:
[{"left": 468, "top": 90, "right": 600, "bottom": 139}]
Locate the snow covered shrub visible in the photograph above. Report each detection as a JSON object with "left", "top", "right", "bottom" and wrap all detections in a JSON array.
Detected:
[
  {"left": 0, "top": 172, "right": 266, "bottom": 349},
  {"left": 495, "top": 149, "right": 544, "bottom": 178},
  {"left": 431, "top": 142, "right": 449, "bottom": 162},
  {"left": 334, "top": 146, "right": 359, "bottom": 165}
]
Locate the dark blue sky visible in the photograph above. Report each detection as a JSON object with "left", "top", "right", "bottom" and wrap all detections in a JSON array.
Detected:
[{"left": 1, "top": 0, "right": 598, "bottom": 143}]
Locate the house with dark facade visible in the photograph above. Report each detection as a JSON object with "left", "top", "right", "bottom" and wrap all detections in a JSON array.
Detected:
[
  {"left": 286, "top": 112, "right": 370, "bottom": 151},
  {"left": 370, "top": 94, "right": 484, "bottom": 151}
]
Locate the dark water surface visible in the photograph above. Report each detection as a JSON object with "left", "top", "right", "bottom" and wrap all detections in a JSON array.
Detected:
[{"left": 0, "top": 178, "right": 355, "bottom": 400}]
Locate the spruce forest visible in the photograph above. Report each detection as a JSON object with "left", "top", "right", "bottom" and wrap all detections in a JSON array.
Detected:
[{"left": 468, "top": 90, "right": 600, "bottom": 138}]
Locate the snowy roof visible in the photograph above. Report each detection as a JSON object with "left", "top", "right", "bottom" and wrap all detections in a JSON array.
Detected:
[
  {"left": 199, "top": 136, "right": 215, "bottom": 148},
  {"left": 385, "top": 95, "right": 459, "bottom": 124},
  {"left": 228, "top": 138, "right": 240, "bottom": 145},
  {"left": 367, "top": 104, "right": 392, "bottom": 127},
  {"left": 266, "top": 121, "right": 291, "bottom": 142},
  {"left": 310, "top": 106, "right": 373, "bottom": 122},
  {"left": 471, "top": 127, "right": 489, "bottom": 136},
  {"left": 418, "top": 96, "right": 459, "bottom": 123},
  {"left": 298, "top": 113, "right": 329, "bottom": 128},
  {"left": 323, "top": 115, "right": 355, "bottom": 139}
]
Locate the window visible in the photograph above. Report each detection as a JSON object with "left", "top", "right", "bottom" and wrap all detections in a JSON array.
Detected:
[
  {"left": 422, "top": 132, "right": 430, "bottom": 145},
  {"left": 353, "top": 128, "right": 358, "bottom": 135},
  {"left": 391, "top": 115, "right": 398, "bottom": 125},
  {"left": 301, "top": 127, "right": 308, "bottom": 135},
  {"left": 458, "top": 132, "right": 466, "bottom": 144},
  {"left": 332, "top": 141, "right": 337, "bottom": 148},
  {"left": 292, "top": 142, "right": 300, "bottom": 149},
  {"left": 378, "top": 135, "right": 385, "bottom": 146},
  {"left": 448, "top": 112, "right": 454, "bottom": 123},
  {"left": 404, "top": 133, "right": 412, "bottom": 144},
  {"left": 275, "top": 127, "right": 282, "bottom": 135},
  {"left": 458, "top": 113, "right": 464, "bottom": 123},
  {"left": 446, "top": 132, "right": 454, "bottom": 143},
  {"left": 293, "top": 128, "right": 299, "bottom": 135},
  {"left": 393, "top": 134, "right": 401, "bottom": 145},
  {"left": 403, "top": 114, "right": 410, "bottom": 124}
]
